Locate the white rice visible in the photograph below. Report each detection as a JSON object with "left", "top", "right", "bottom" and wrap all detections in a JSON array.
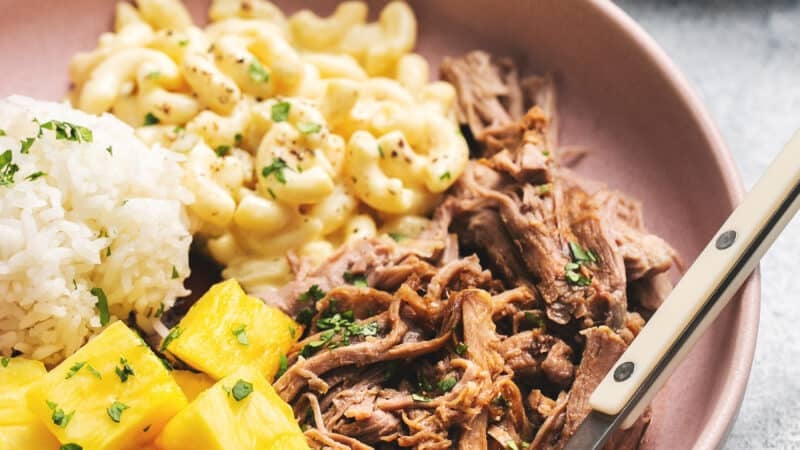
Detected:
[{"left": 0, "top": 96, "right": 193, "bottom": 364}]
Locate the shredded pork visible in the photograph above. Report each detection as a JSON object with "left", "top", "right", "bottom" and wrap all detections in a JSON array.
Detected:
[{"left": 260, "top": 50, "right": 677, "bottom": 450}]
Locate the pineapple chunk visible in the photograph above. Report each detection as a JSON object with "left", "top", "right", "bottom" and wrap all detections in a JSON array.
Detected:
[
  {"left": 0, "top": 424, "right": 60, "bottom": 449},
  {"left": 172, "top": 370, "right": 215, "bottom": 401},
  {"left": 26, "top": 321, "right": 188, "bottom": 450},
  {"left": 157, "top": 366, "right": 308, "bottom": 450},
  {"left": 163, "top": 279, "right": 299, "bottom": 380},
  {"left": 0, "top": 357, "right": 59, "bottom": 449}
]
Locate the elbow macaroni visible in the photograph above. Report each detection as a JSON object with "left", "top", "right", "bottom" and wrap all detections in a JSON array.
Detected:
[{"left": 69, "top": 0, "right": 468, "bottom": 292}]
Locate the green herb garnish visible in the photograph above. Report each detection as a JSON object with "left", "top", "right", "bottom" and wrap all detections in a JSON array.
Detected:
[
  {"left": 155, "top": 303, "right": 165, "bottom": 318},
  {"left": 377, "top": 145, "right": 385, "bottom": 158},
  {"left": 231, "top": 379, "right": 253, "bottom": 401},
  {"left": 60, "top": 444, "right": 83, "bottom": 450},
  {"left": 261, "top": 157, "right": 290, "bottom": 184},
  {"left": 343, "top": 271, "right": 367, "bottom": 287},
  {"left": 0, "top": 150, "right": 19, "bottom": 186},
  {"left": 171, "top": 265, "right": 179, "bottom": 279},
  {"left": 215, "top": 145, "right": 230, "bottom": 157},
  {"left": 275, "top": 354, "right": 288, "bottom": 378},
  {"left": 115, "top": 357, "right": 135, "bottom": 382},
  {"left": 25, "top": 171, "right": 46, "bottom": 181},
  {"left": 537, "top": 183, "right": 551, "bottom": 194},
  {"left": 438, "top": 376, "right": 457, "bottom": 392},
  {"left": 1, "top": 357, "right": 10, "bottom": 368},
  {"left": 439, "top": 171, "right": 451, "bottom": 181},
  {"left": 271, "top": 101, "right": 290, "bottom": 122},
  {"left": 387, "top": 232, "right": 406, "bottom": 242},
  {"left": 248, "top": 60, "right": 270, "bottom": 83},
  {"left": 300, "top": 307, "right": 379, "bottom": 357},
  {"left": 298, "top": 284, "right": 325, "bottom": 303},
  {"left": 0, "top": 129, "right": 5, "bottom": 136},
  {"left": 232, "top": 324, "right": 249, "bottom": 345},
  {"left": 143, "top": 113, "right": 160, "bottom": 126},
  {"left": 107, "top": 401, "right": 129, "bottom": 423},
  {"left": 234, "top": 133, "right": 243, "bottom": 146},
  {"left": 507, "top": 442, "right": 520, "bottom": 450},
  {"left": 411, "top": 393, "right": 431, "bottom": 402},
  {"left": 65, "top": 361, "right": 86, "bottom": 379},
  {"left": 106, "top": 146, "right": 113, "bottom": 155},
  {"left": 288, "top": 325, "right": 296, "bottom": 339},
  {"left": 161, "top": 326, "right": 183, "bottom": 351},
  {"left": 90, "top": 287, "right": 110, "bottom": 326},
  {"left": 47, "top": 400, "right": 74, "bottom": 428},
  {"left": 267, "top": 187, "right": 277, "bottom": 199},
  {"left": 297, "top": 122, "right": 321, "bottom": 135},
  {"left": 146, "top": 71, "right": 160, "bottom": 80},
  {"left": 178, "top": 39, "right": 188, "bottom": 47},
  {"left": 569, "top": 241, "right": 598, "bottom": 263},
  {"left": 20, "top": 137, "right": 35, "bottom": 153},
  {"left": 493, "top": 394, "right": 510, "bottom": 408},
  {"left": 39, "top": 120, "right": 92, "bottom": 143},
  {"left": 455, "top": 342, "right": 468, "bottom": 356}
]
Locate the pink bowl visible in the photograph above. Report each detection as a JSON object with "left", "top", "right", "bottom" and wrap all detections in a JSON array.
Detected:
[{"left": 0, "top": 1, "right": 759, "bottom": 448}]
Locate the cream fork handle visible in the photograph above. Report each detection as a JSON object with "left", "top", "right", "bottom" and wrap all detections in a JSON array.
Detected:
[{"left": 590, "top": 130, "right": 800, "bottom": 429}]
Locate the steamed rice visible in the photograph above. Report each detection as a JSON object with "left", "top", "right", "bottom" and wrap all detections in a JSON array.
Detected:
[{"left": 0, "top": 96, "right": 193, "bottom": 364}]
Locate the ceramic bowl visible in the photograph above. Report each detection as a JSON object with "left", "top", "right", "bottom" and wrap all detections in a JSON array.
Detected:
[{"left": 0, "top": 1, "right": 759, "bottom": 448}]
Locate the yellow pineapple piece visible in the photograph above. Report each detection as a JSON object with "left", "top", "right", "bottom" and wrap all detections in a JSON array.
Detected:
[
  {"left": 162, "top": 279, "right": 300, "bottom": 380},
  {"left": 0, "top": 357, "right": 59, "bottom": 449},
  {"left": 0, "top": 423, "right": 60, "bottom": 449},
  {"left": 26, "top": 321, "right": 188, "bottom": 450},
  {"left": 172, "top": 370, "right": 214, "bottom": 401},
  {"left": 157, "top": 366, "right": 308, "bottom": 450}
]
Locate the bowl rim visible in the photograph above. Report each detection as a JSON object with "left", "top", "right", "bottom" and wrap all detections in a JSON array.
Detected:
[{"left": 587, "top": 0, "right": 761, "bottom": 447}]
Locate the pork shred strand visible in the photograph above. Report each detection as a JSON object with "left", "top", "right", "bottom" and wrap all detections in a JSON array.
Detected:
[{"left": 258, "top": 50, "right": 676, "bottom": 449}]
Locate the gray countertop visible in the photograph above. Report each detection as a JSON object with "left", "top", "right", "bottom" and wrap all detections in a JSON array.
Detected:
[{"left": 615, "top": 1, "right": 800, "bottom": 448}]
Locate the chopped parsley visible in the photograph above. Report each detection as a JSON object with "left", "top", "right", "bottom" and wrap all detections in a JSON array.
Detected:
[
  {"left": 387, "top": 232, "right": 406, "bottom": 242},
  {"left": 288, "top": 325, "right": 296, "bottom": 339},
  {"left": 377, "top": 145, "right": 385, "bottom": 158},
  {"left": 569, "top": 241, "right": 598, "bottom": 264},
  {"left": 106, "top": 401, "right": 129, "bottom": 423},
  {"left": 39, "top": 120, "right": 93, "bottom": 143},
  {"left": 267, "top": 187, "right": 277, "bottom": 199},
  {"left": 537, "top": 183, "right": 551, "bottom": 194},
  {"left": 234, "top": 132, "right": 243, "bottom": 146},
  {"left": 507, "top": 442, "right": 520, "bottom": 450},
  {"left": 106, "top": 146, "right": 113, "bottom": 155},
  {"left": 438, "top": 376, "right": 457, "bottom": 392},
  {"left": 66, "top": 361, "right": 101, "bottom": 380},
  {"left": 439, "top": 171, "right": 452, "bottom": 181},
  {"left": 171, "top": 265, "right": 179, "bottom": 279},
  {"left": 261, "top": 157, "right": 290, "bottom": 184},
  {"left": 493, "top": 394, "right": 510, "bottom": 408},
  {"left": 297, "top": 122, "right": 321, "bottom": 135},
  {"left": 20, "top": 137, "right": 35, "bottom": 153},
  {"left": 1, "top": 357, "right": 9, "bottom": 368},
  {"left": 145, "top": 71, "right": 160, "bottom": 80},
  {"left": 115, "top": 357, "right": 135, "bottom": 382},
  {"left": 90, "top": 287, "right": 110, "bottom": 326},
  {"left": 231, "top": 379, "right": 253, "bottom": 401},
  {"left": 178, "top": 39, "right": 189, "bottom": 47},
  {"left": 455, "top": 342, "right": 468, "bottom": 356},
  {"left": 271, "top": 101, "right": 291, "bottom": 122},
  {"left": 158, "top": 355, "right": 174, "bottom": 371},
  {"left": 564, "top": 241, "right": 596, "bottom": 286},
  {"left": 411, "top": 393, "right": 431, "bottom": 402},
  {"left": 298, "top": 284, "right": 325, "bottom": 303},
  {"left": 46, "top": 400, "right": 75, "bottom": 428},
  {"left": 232, "top": 324, "right": 249, "bottom": 345},
  {"left": 215, "top": 145, "right": 230, "bottom": 157},
  {"left": 275, "top": 353, "right": 289, "bottom": 378},
  {"left": 343, "top": 271, "right": 367, "bottom": 287},
  {"left": 0, "top": 129, "right": 5, "bottom": 136},
  {"left": 542, "top": 150, "right": 551, "bottom": 157},
  {"left": 299, "top": 304, "right": 379, "bottom": 357},
  {"left": 60, "top": 444, "right": 83, "bottom": 450},
  {"left": 0, "top": 150, "right": 19, "bottom": 186},
  {"left": 143, "top": 113, "right": 160, "bottom": 126},
  {"left": 25, "top": 171, "right": 46, "bottom": 181},
  {"left": 161, "top": 326, "right": 183, "bottom": 351},
  {"left": 524, "top": 311, "right": 547, "bottom": 331},
  {"left": 155, "top": 303, "right": 165, "bottom": 318},
  {"left": 248, "top": 60, "right": 270, "bottom": 83}
]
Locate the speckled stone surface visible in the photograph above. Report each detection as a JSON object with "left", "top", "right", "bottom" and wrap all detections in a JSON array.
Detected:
[{"left": 615, "top": 1, "right": 800, "bottom": 448}]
